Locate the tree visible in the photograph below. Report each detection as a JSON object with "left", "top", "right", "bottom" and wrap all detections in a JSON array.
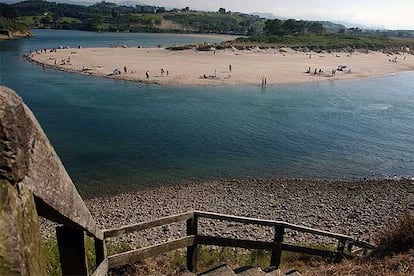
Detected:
[
  {"left": 218, "top": 7, "right": 226, "bottom": 14},
  {"left": 0, "top": 3, "right": 18, "bottom": 20},
  {"left": 348, "top": 27, "right": 362, "bottom": 36},
  {"left": 338, "top": 28, "right": 346, "bottom": 34},
  {"left": 264, "top": 19, "right": 285, "bottom": 36},
  {"left": 308, "top": 22, "right": 325, "bottom": 35}
]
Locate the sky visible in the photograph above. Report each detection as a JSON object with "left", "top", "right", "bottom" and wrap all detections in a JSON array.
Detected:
[{"left": 132, "top": 0, "right": 414, "bottom": 30}]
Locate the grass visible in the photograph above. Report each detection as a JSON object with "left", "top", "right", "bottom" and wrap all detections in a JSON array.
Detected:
[
  {"left": 230, "top": 34, "right": 414, "bottom": 52},
  {"left": 109, "top": 245, "right": 329, "bottom": 275},
  {"left": 43, "top": 236, "right": 133, "bottom": 276},
  {"left": 0, "top": 18, "right": 29, "bottom": 33},
  {"left": 306, "top": 212, "right": 414, "bottom": 275},
  {"left": 306, "top": 250, "right": 414, "bottom": 276},
  {"left": 373, "top": 212, "right": 414, "bottom": 257},
  {"left": 57, "top": 17, "right": 82, "bottom": 24}
]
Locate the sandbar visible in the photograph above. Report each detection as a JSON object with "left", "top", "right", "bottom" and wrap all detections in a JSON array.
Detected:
[{"left": 28, "top": 47, "right": 414, "bottom": 86}]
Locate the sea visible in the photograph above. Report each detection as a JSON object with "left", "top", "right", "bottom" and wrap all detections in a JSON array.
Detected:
[{"left": 1, "top": 29, "right": 413, "bottom": 197}]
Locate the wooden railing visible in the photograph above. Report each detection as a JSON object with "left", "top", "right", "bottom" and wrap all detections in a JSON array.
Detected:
[{"left": 92, "top": 210, "right": 375, "bottom": 275}]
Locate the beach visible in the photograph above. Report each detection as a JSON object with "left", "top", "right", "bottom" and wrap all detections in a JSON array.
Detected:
[
  {"left": 40, "top": 178, "right": 414, "bottom": 249},
  {"left": 28, "top": 47, "right": 414, "bottom": 86}
]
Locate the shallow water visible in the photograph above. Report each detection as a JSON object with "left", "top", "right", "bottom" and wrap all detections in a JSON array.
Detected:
[{"left": 1, "top": 30, "right": 414, "bottom": 196}]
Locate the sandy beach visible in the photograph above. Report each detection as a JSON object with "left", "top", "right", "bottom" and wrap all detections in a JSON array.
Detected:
[{"left": 28, "top": 47, "right": 414, "bottom": 86}]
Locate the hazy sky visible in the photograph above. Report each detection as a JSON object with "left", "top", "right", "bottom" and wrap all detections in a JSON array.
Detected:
[{"left": 135, "top": 0, "right": 413, "bottom": 30}]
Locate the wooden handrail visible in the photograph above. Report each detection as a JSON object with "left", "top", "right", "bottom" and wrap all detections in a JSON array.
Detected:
[
  {"left": 92, "top": 258, "right": 108, "bottom": 276},
  {"left": 104, "top": 211, "right": 193, "bottom": 238},
  {"left": 99, "top": 210, "right": 375, "bottom": 272},
  {"left": 108, "top": 235, "right": 196, "bottom": 268},
  {"left": 194, "top": 210, "right": 373, "bottom": 249}
]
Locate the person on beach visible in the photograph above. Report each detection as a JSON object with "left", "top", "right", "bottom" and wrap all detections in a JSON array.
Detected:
[
  {"left": 160, "top": 68, "right": 165, "bottom": 75},
  {"left": 309, "top": 53, "right": 312, "bottom": 59},
  {"left": 167, "top": 70, "right": 169, "bottom": 76},
  {"left": 229, "top": 64, "right": 232, "bottom": 73},
  {"left": 124, "top": 66, "right": 127, "bottom": 73},
  {"left": 146, "top": 71, "right": 150, "bottom": 79},
  {"left": 261, "top": 77, "right": 267, "bottom": 87}
]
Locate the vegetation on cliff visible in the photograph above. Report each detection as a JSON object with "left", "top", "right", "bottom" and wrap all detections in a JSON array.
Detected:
[
  {"left": 0, "top": 3, "right": 31, "bottom": 38},
  {"left": 11, "top": 0, "right": 264, "bottom": 34},
  {"left": 9, "top": 0, "right": 414, "bottom": 43},
  {"left": 231, "top": 34, "right": 414, "bottom": 52}
]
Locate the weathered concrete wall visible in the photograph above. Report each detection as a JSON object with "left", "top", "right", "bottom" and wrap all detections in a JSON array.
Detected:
[
  {"left": 0, "top": 180, "right": 44, "bottom": 275},
  {"left": 0, "top": 86, "right": 102, "bottom": 238},
  {"left": 0, "top": 87, "right": 45, "bottom": 275},
  {"left": 0, "top": 86, "right": 103, "bottom": 274}
]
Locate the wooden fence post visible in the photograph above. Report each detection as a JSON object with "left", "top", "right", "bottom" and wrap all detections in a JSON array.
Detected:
[
  {"left": 95, "top": 238, "right": 107, "bottom": 267},
  {"left": 56, "top": 226, "right": 89, "bottom": 276},
  {"left": 346, "top": 240, "right": 353, "bottom": 255},
  {"left": 186, "top": 214, "right": 198, "bottom": 272},
  {"left": 270, "top": 225, "right": 284, "bottom": 268},
  {"left": 335, "top": 238, "right": 346, "bottom": 263}
]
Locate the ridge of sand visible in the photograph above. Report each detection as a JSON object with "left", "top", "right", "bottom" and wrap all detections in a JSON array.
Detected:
[{"left": 28, "top": 47, "right": 414, "bottom": 86}]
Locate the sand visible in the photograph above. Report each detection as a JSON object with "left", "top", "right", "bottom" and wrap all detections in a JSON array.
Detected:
[{"left": 28, "top": 47, "right": 414, "bottom": 86}]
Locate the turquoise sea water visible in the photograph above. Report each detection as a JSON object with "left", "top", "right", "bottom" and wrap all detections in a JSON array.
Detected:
[{"left": 1, "top": 30, "right": 414, "bottom": 196}]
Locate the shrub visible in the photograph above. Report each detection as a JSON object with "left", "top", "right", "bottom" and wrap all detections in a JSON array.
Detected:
[{"left": 373, "top": 212, "right": 414, "bottom": 257}]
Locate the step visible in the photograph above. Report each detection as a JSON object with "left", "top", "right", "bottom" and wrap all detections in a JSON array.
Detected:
[{"left": 198, "top": 264, "right": 236, "bottom": 276}]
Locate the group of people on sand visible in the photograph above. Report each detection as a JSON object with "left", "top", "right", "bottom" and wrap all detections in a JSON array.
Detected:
[
  {"left": 160, "top": 68, "right": 169, "bottom": 76},
  {"left": 109, "top": 66, "right": 169, "bottom": 79},
  {"left": 306, "top": 66, "right": 325, "bottom": 75},
  {"left": 201, "top": 64, "right": 233, "bottom": 81},
  {"left": 305, "top": 65, "right": 351, "bottom": 77}
]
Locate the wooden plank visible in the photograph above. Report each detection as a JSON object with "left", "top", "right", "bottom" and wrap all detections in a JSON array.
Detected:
[
  {"left": 335, "top": 238, "right": 346, "bottom": 263},
  {"left": 283, "top": 222, "right": 351, "bottom": 241},
  {"left": 104, "top": 212, "right": 193, "bottom": 238},
  {"left": 350, "top": 240, "right": 375, "bottom": 250},
  {"left": 108, "top": 236, "right": 196, "bottom": 268},
  {"left": 197, "top": 235, "right": 274, "bottom": 250},
  {"left": 281, "top": 243, "right": 334, "bottom": 258},
  {"left": 56, "top": 226, "right": 89, "bottom": 276},
  {"left": 186, "top": 216, "right": 198, "bottom": 272},
  {"left": 195, "top": 210, "right": 282, "bottom": 227},
  {"left": 95, "top": 238, "right": 107, "bottom": 267},
  {"left": 270, "top": 225, "right": 284, "bottom": 268},
  {"left": 92, "top": 258, "right": 108, "bottom": 276}
]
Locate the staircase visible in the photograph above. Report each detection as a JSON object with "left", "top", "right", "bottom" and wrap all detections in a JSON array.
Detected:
[{"left": 181, "top": 264, "right": 301, "bottom": 276}]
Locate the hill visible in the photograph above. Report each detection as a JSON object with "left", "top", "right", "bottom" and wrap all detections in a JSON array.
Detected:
[
  {"left": 0, "top": 3, "right": 32, "bottom": 39},
  {"left": 11, "top": 0, "right": 265, "bottom": 34}
]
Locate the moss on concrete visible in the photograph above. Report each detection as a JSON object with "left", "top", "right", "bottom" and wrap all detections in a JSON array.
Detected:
[{"left": 0, "top": 179, "right": 45, "bottom": 275}]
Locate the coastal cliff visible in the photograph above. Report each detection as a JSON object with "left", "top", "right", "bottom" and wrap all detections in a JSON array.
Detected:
[
  {"left": 0, "top": 28, "right": 32, "bottom": 39},
  {"left": 0, "top": 18, "right": 32, "bottom": 40}
]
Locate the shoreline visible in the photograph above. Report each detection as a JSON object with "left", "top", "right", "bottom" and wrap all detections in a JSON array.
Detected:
[
  {"left": 26, "top": 47, "right": 414, "bottom": 86},
  {"left": 40, "top": 177, "right": 414, "bottom": 249}
]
